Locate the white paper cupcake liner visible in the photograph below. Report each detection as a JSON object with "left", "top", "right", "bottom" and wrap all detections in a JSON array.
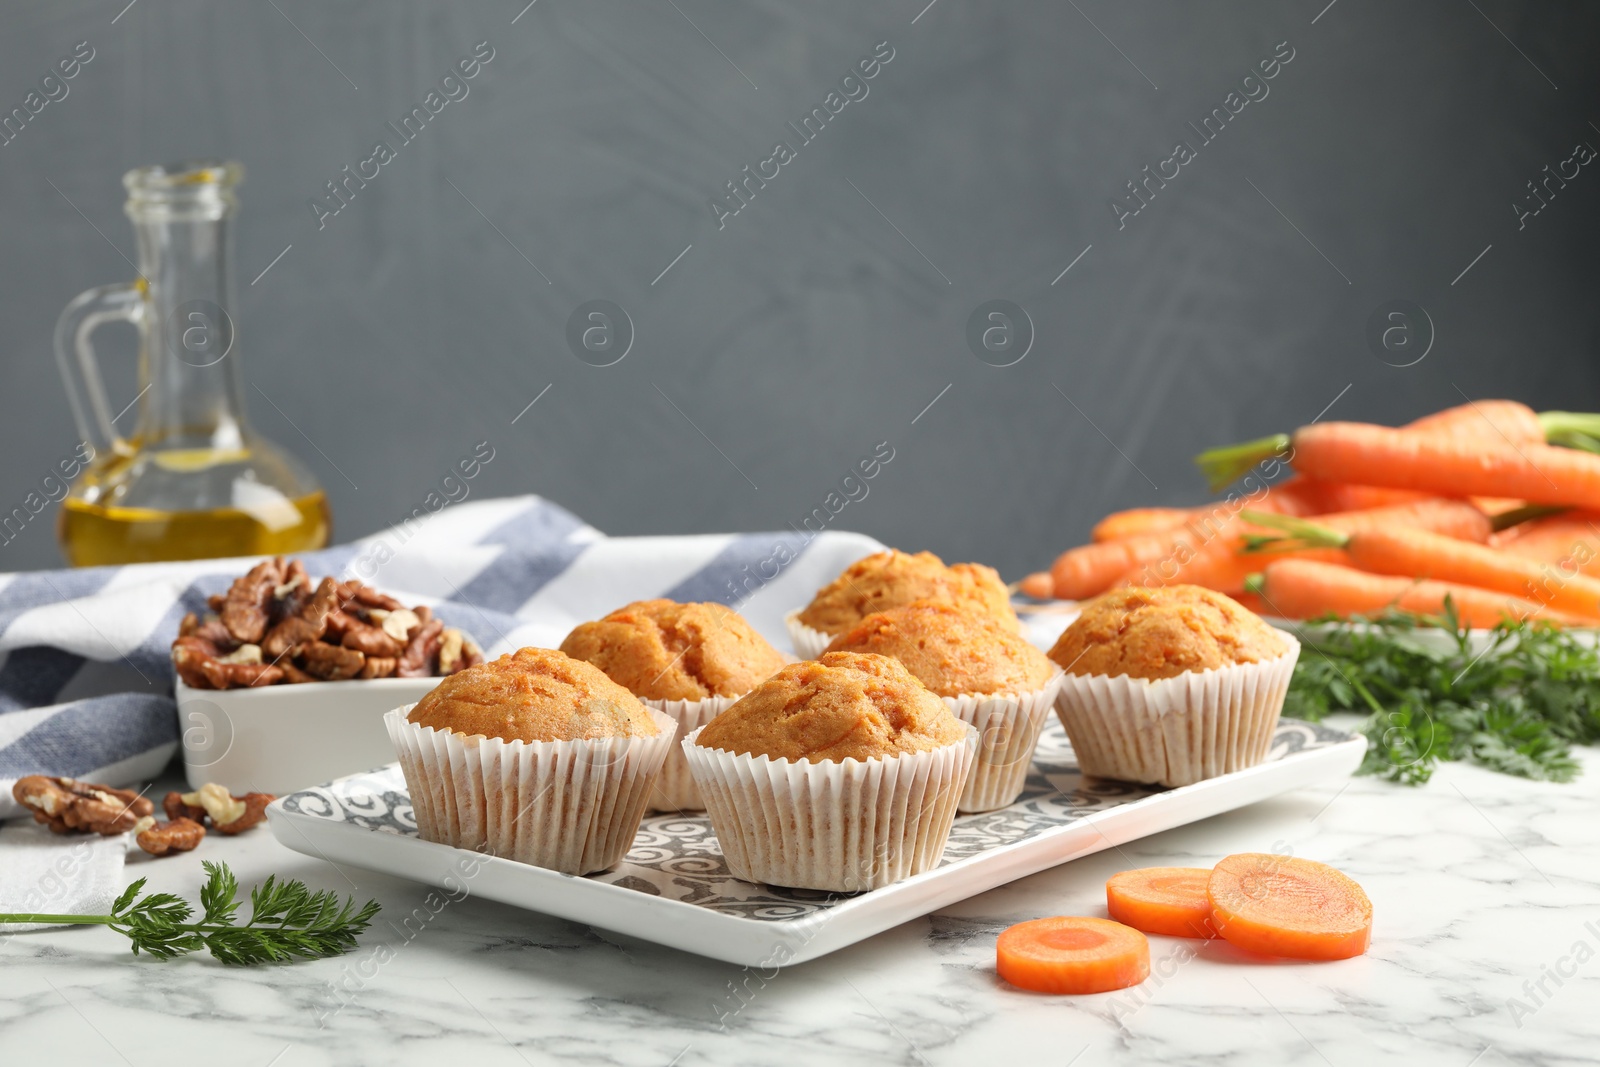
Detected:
[
  {"left": 682, "top": 723, "right": 978, "bottom": 892},
  {"left": 942, "top": 667, "right": 1066, "bottom": 813},
  {"left": 1051, "top": 635, "right": 1300, "bottom": 788},
  {"left": 385, "top": 704, "right": 676, "bottom": 875},
  {"left": 784, "top": 610, "right": 835, "bottom": 659},
  {"left": 639, "top": 694, "right": 742, "bottom": 812}
]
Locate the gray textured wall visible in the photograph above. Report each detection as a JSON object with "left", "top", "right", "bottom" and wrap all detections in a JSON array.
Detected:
[{"left": 2, "top": 1, "right": 1597, "bottom": 579}]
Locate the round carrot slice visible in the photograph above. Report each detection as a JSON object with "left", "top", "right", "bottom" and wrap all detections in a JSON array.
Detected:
[
  {"left": 996, "top": 916, "right": 1150, "bottom": 994},
  {"left": 1106, "top": 867, "right": 1218, "bottom": 939},
  {"left": 1207, "top": 853, "right": 1372, "bottom": 960}
]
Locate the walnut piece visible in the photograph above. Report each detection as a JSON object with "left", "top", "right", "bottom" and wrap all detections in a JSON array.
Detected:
[
  {"left": 180, "top": 782, "right": 247, "bottom": 826},
  {"left": 221, "top": 558, "right": 285, "bottom": 644},
  {"left": 341, "top": 620, "right": 404, "bottom": 658},
  {"left": 163, "top": 791, "right": 206, "bottom": 823},
  {"left": 177, "top": 783, "right": 273, "bottom": 834},
  {"left": 358, "top": 656, "right": 397, "bottom": 679},
  {"left": 369, "top": 608, "right": 421, "bottom": 644},
  {"left": 218, "top": 643, "right": 263, "bottom": 666},
  {"left": 261, "top": 576, "right": 341, "bottom": 659},
  {"left": 351, "top": 584, "right": 404, "bottom": 611},
  {"left": 200, "top": 659, "right": 284, "bottom": 689},
  {"left": 13, "top": 776, "right": 154, "bottom": 835},
  {"left": 214, "top": 792, "right": 273, "bottom": 834},
  {"left": 437, "top": 628, "right": 465, "bottom": 674},
  {"left": 298, "top": 640, "right": 365, "bottom": 681},
  {"left": 396, "top": 618, "right": 445, "bottom": 678},
  {"left": 135, "top": 816, "right": 206, "bottom": 857}
]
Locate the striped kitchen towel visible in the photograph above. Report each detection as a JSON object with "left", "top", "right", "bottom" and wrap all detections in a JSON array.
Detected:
[{"left": 0, "top": 494, "right": 886, "bottom": 819}]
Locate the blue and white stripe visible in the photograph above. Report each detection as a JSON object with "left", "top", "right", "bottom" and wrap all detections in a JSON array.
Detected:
[{"left": 0, "top": 495, "right": 884, "bottom": 818}]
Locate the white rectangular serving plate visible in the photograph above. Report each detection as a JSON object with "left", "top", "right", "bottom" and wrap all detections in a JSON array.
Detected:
[{"left": 269, "top": 718, "right": 1364, "bottom": 967}]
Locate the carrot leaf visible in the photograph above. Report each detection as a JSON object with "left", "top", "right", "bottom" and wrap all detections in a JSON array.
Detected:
[{"left": 1282, "top": 604, "right": 1600, "bottom": 784}]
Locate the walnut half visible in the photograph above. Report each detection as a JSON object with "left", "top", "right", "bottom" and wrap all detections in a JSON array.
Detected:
[
  {"left": 12, "top": 776, "right": 154, "bottom": 835},
  {"left": 177, "top": 782, "right": 274, "bottom": 834},
  {"left": 134, "top": 816, "right": 206, "bottom": 857}
]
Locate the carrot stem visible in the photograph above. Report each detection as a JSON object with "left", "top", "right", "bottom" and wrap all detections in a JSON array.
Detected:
[
  {"left": 1539, "top": 411, "right": 1600, "bottom": 449},
  {"left": 1489, "top": 503, "right": 1568, "bottom": 532},
  {"left": 1238, "top": 510, "right": 1348, "bottom": 551},
  {"left": 1193, "top": 434, "right": 1291, "bottom": 493}
]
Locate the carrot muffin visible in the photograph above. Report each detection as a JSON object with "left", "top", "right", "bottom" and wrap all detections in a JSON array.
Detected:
[
  {"left": 409, "top": 647, "right": 660, "bottom": 740},
  {"left": 1046, "top": 586, "right": 1299, "bottom": 788},
  {"left": 559, "top": 599, "right": 787, "bottom": 701},
  {"left": 824, "top": 601, "right": 1064, "bottom": 811},
  {"left": 560, "top": 599, "right": 788, "bottom": 811},
  {"left": 685, "top": 652, "right": 976, "bottom": 891},
  {"left": 1048, "top": 586, "right": 1288, "bottom": 680},
  {"left": 387, "top": 647, "right": 674, "bottom": 875},
  {"left": 788, "top": 549, "right": 1019, "bottom": 657}
]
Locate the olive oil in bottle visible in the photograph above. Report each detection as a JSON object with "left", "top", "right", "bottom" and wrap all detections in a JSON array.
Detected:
[
  {"left": 59, "top": 491, "right": 330, "bottom": 567},
  {"left": 53, "top": 161, "right": 332, "bottom": 566}
]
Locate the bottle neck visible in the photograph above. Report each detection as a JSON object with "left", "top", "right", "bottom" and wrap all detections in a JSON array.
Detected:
[{"left": 131, "top": 209, "right": 250, "bottom": 453}]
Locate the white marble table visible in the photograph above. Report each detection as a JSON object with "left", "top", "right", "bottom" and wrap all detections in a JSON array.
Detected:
[{"left": 5, "top": 733, "right": 1596, "bottom": 1066}]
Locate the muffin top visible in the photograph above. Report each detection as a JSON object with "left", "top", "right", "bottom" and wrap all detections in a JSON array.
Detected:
[
  {"left": 558, "top": 599, "right": 788, "bottom": 702},
  {"left": 823, "top": 600, "right": 1056, "bottom": 697},
  {"left": 796, "top": 549, "right": 1018, "bottom": 636},
  {"left": 694, "top": 651, "right": 967, "bottom": 763},
  {"left": 407, "top": 647, "right": 658, "bottom": 742},
  {"left": 1047, "top": 586, "right": 1289, "bottom": 681}
]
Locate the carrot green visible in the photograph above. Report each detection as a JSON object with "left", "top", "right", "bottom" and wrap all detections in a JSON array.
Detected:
[{"left": 1284, "top": 601, "right": 1600, "bottom": 784}]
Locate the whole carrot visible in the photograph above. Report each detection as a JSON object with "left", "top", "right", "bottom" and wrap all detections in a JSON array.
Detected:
[
  {"left": 1195, "top": 401, "right": 1600, "bottom": 492},
  {"left": 1286, "top": 425, "right": 1600, "bottom": 509},
  {"left": 1246, "top": 558, "right": 1576, "bottom": 627},
  {"left": 1091, "top": 507, "right": 1198, "bottom": 543},
  {"left": 1245, "top": 512, "right": 1600, "bottom": 620},
  {"left": 1050, "top": 533, "right": 1198, "bottom": 600}
]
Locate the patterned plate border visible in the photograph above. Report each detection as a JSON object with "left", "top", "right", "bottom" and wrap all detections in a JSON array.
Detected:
[{"left": 280, "top": 719, "right": 1352, "bottom": 922}]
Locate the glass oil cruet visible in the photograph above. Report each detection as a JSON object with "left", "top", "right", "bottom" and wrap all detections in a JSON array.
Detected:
[{"left": 54, "top": 160, "right": 330, "bottom": 566}]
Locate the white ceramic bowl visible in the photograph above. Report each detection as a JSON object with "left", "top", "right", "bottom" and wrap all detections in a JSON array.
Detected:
[{"left": 175, "top": 677, "right": 444, "bottom": 794}]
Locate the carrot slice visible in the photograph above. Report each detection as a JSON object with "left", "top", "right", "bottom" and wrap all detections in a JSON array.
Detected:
[
  {"left": 1106, "top": 867, "right": 1218, "bottom": 938},
  {"left": 1207, "top": 854, "right": 1372, "bottom": 960},
  {"left": 996, "top": 916, "right": 1150, "bottom": 993}
]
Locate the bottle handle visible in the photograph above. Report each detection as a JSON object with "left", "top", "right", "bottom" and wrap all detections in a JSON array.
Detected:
[{"left": 54, "top": 281, "right": 145, "bottom": 458}]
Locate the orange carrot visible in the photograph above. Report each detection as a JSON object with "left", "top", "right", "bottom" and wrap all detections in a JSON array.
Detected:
[
  {"left": 1207, "top": 854, "right": 1372, "bottom": 961},
  {"left": 996, "top": 916, "right": 1150, "bottom": 994},
  {"left": 1019, "top": 571, "right": 1056, "bottom": 599},
  {"left": 1403, "top": 398, "right": 1545, "bottom": 446},
  {"left": 1247, "top": 558, "right": 1577, "bottom": 627},
  {"left": 1049, "top": 534, "right": 1200, "bottom": 600},
  {"left": 1091, "top": 507, "right": 1198, "bottom": 543},
  {"left": 1286, "top": 424, "right": 1600, "bottom": 508},
  {"left": 1125, "top": 499, "right": 1491, "bottom": 595},
  {"left": 1195, "top": 401, "right": 1600, "bottom": 492},
  {"left": 1246, "top": 513, "right": 1600, "bottom": 620},
  {"left": 1106, "top": 868, "right": 1218, "bottom": 939},
  {"left": 1493, "top": 512, "right": 1600, "bottom": 572},
  {"left": 1288, "top": 481, "right": 1432, "bottom": 514}
]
